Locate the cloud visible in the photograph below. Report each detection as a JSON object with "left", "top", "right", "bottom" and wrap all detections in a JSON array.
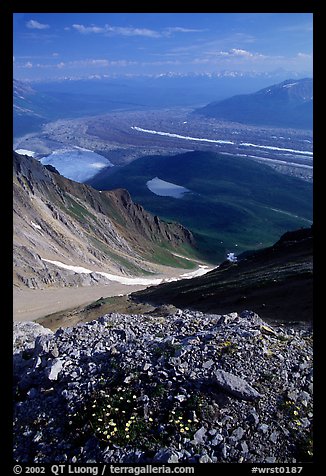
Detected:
[
  {"left": 71, "top": 23, "right": 204, "bottom": 38},
  {"left": 229, "top": 48, "right": 254, "bottom": 57},
  {"left": 212, "top": 49, "right": 255, "bottom": 58},
  {"left": 105, "top": 26, "right": 161, "bottom": 38},
  {"left": 16, "top": 58, "right": 137, "bottom": 71},
  {"left": 280, "top": 22, "right": 313, "bottom": 33},
  {"left": 26, "top": 19, "right": 50, "bottom": 30},
  {"left": 72, "top": 24, "right": 105, "bottom": 34},
  {"left": 204, "top": 48, "right": 265, "bottom": 60},
  {"left": 87, "top": 59, "right": 110, "bottom": 66},
  {"left": 72, "top": 23, "right": 161, "bottom": 38},
  {"left": 109, "top": 60, "right": 137, "bottom": 67},
  {"left": 53, "top": 59, "right": 98, "bottom": 68},
  {"left": 297, "top": 52, "right": 312, "bottom": 59},
  {"left": 54, "top": 59, "right": 111, "bottom": 69},
  {"left": 164, "top": 27, "right": 206, "bottom": 35}
]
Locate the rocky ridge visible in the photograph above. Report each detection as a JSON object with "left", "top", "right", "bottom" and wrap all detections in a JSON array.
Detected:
[
  {"left": 133, "top": 227, "right": 313, "bottom": 323},
  {"left": 13, "top": 309, "right": 313, "bottom": 463}
]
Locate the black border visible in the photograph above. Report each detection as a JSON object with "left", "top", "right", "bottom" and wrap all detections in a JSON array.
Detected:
[{"left": 3, "top": 1, "right": 321, "bottom": 473}]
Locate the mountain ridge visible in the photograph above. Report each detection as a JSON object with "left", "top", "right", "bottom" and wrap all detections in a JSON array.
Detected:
[
  {"left": 13, "top": 152, "right": 198, "bottom": 290},
  {"left": 194, "top": 78, "right": 313, "bottom": 129},
  {"left": 132, "top": 226, "right": 313, "bottom": 322}
]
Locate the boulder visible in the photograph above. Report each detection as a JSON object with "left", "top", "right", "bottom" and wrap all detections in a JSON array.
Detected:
[{"left": 213, "top": 369, "right": 262, "bottom": 401}]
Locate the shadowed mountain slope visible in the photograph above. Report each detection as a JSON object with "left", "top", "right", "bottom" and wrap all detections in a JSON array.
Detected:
[
  {"left": 132, "top": 227, "right": 313, "bottom": 322},
  {"left": 88, "top": 150, "right": 312, "bottom": 262}
]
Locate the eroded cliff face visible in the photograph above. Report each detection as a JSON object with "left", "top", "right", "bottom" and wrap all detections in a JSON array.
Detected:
[{"left": 13, "top": 152, "right": 197, "bottom": 289}]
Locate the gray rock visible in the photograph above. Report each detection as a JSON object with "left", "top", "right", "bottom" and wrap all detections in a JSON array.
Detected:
[
  {"left": 192, "top": 426, "right": 207, "bottom": 445},
  {"left": 299, "top": 390, "right": 311, "bottom": 403},
  {"left": 270, "top": 431, "right": 278, "bottom": 443},
  {"left": 247, "top": 410, "right": 259, "bottom": 426},
  {"left": 12, "top": 309, "right": 313, "bottom": 464},
  {"left": 300, "top": 418, "right": 311, "bottom": 428},
  {"left": 199, "top": 454, "right": 213, "bottom": 463},
  {"left": 213, "top": 370, "right": 262, "bottom": 401},
  {"left": 49, "top": 343, "right": 59, "bottom": 358},
  {"left": 13, "top": 321, "right": 53, "bottom": 354},
  {"left": 221, "top": 443, "right": 229, "bottom": 459},
  {"left": 46, "top": 358, "right": 63, "bottom": 381},
  {"left": 203, "top": 359, "right": 214, "bottom": 369},
  {"left": 208, "top": 428, "right": 218, "bottom": 436},
  {"left": 175, "top": 394, "right": 187, "bottom": 403},
  {"left": 154, "top": 448, "right": 179, "bottom": 463},
  {"left": 211, "top": 433, "right": 223, "bottom": 446},
  {"left": 232, "top": 427, "right": 244, "bottom": 440},
  {"left": 258, "top": 423, "right": 269, "bottom": 434},
  {"left": 241, "top": 441, "right": 249, "bottom": 454},
  {"left": 34, "top": 334, "right": 55, "bottom": 355},
  {"left": 240, "top": 310, "right": 263, "bottom": 325}
]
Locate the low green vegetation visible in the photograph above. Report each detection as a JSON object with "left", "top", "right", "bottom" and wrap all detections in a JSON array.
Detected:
[
  {"left": 146, "top": 242, "right": 198, "bottom": 269},
  {"left": 65, "top": 196, "right": 95, "bottom": 221},
  {"left": 277, "top": 395, "right": 313, "bottom": 461},
  {"left": 68, "top": 359, "right": 207, "bottom": 452}
]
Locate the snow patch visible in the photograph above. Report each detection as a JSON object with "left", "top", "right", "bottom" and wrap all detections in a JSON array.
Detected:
[
  {"left": 41, "top": 258, "right": 213, "bottom": 286},
  {"left": 31, "top": 221, "right": 42, "bottom": 231},
  {"left": 132, "top": 126, "right": 234, "bottom": 145},
  {"left": 89, "top": 162, "right": 109, "bottom": 170},
  {"left": 179, "top": 265, "right": 212, "bottom": 279},
  {"left": 146, "top": 177, "right": 191, "bottom": 198},
  {"left": 15, "top": 149, "right": 36, "bottom": 157},
  {"left": 240, "top": 142, "right": 313, "bottom": 156},
  {"left": 227, "top": 252, "right": 238, "bottom": 263},
  {"left": 282, "top": 82, "right": 298, "bottom": 88}
]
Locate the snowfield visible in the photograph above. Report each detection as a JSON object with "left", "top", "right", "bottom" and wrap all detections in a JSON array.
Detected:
[{"left": 40, "top": 148, "right": 113, "bottom": 182}]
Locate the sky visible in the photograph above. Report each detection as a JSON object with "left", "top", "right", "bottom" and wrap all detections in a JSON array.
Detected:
[{"left": 13, "top": 13, "right": 313, "bottom": 81}]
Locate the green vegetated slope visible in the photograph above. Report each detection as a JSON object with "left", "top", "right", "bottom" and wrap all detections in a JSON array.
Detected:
[{"left": 88, "top": 151, "right": 313, "bottom": 263}]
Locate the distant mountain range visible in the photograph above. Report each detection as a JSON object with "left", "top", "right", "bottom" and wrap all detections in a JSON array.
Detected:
[
  {"left": 195, "top": 78, "right": 313, "bottom": 129},
  {"left": 88, "top": 150, "right": 313, "bottom": 262},
  {"left": 14, "top": 75, "right": 312, "bottom": 137},
  {"left": 133, "top": 226, "right": 313, "bottom": 322},
  {"left": 13, "top": 78, "right": 140, "bottom": 137},
  {"left": 13, "top": 152, "right": 198, "bottom": 290}
]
